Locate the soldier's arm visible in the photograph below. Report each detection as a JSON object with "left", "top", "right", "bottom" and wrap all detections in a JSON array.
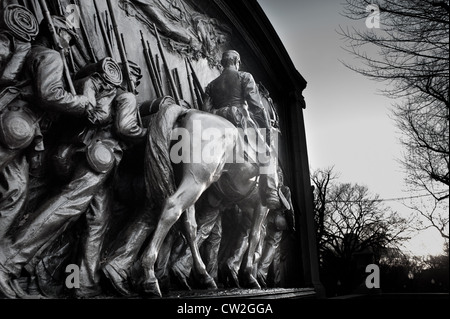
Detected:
[
  {"left": 241, "top": 72, "right": 270, "bottom": 128},
  {"left": 0, "top": 38, "right": 31, "bottom": 87},
  {"left": 32, "top": 50, "right": 89, "bottom": 116},
  {"left": 76, "top": 75, "right": 116, "bottom": 125}
]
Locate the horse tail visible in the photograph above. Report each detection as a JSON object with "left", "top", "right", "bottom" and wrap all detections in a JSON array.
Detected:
[{"left": 144, "top": 101, "right": 188, "bottom": 208}]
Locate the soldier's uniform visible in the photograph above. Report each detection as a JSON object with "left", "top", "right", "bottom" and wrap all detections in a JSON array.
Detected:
[
  {"left": 0, "top": 5, "right": 42, "bottom": 241},
  {"left": 0, "top": 15, "right": 103, "bottom": 298},
  {"left": 203, "top": 50, "right": 280, "bottom": 210}
]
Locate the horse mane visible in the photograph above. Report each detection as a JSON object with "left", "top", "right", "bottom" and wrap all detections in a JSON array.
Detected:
[{"left": 144, "top": 102, "right": 188, "bottom": 209}]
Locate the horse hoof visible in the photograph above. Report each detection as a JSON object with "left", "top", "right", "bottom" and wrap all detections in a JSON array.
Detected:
[
  {"left": 257, "top": 273, "right": 268, "bottom": 289},
  {"left": 171, "top": 264, "right": 192, "bottom": 291},
  {"left": 244, "top": 274, "right": 261, "bottom": 289},
  {"left": 142, "top": 279, "right": 162, "bottom": 298},
  {"left": 200, "top": 275, "right": 218, "bottom": 290}
]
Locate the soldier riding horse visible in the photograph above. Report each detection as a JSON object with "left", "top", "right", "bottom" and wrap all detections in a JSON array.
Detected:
[{"left": 134, "top": 91, "right": 290, "bottom": 297}]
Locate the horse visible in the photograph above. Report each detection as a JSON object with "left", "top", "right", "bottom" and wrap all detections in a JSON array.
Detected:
[{"left": 138, "top": 96, "right": 279, "bottom": 297}]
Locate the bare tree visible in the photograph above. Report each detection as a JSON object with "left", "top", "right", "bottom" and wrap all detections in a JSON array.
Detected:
[
  {"left": 339, "top": 0, "right": 449, "bottom": 239},
  {"left": 311, "top": 168, "right": 412, "bottom": 260},
  {"left": 311, "top": 166, "right": 339, "bottom": 246},
  {"left": 311, "top": 167, "right": 413, "bottom": 294},
  {"left": 324, "top": 183, "right": 410, "bottom": 259},
  {"left": 405, "top": 196, "right": 449, "bottom": 240}
]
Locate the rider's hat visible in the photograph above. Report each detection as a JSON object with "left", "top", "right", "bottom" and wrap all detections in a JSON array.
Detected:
[{"left": 221, "top": 50, "right": 240, "bottom": 67}]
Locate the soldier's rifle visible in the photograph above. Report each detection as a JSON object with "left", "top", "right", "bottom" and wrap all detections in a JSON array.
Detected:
[
  {"left": 140, "top": 30, "right": 162, "bottom": 98},
  {"left": 147, "top": 41, "right": 163, "bottom": 96},
  {"left": 185, "top": 58, "right": 197, "bottom": 109},
  {"left": 93, "top": 0, "right": 113, "bottom": 58},
  {"left": 38, "top": 0, "right": 76, "bottom": 95},
  {"left": 105, "top": 0, "right": 142, "bottom": 127},
  {"left": 155, "top": 54, "right": 162, "bottom": 87},
  {"left": 120, "top": 33, "right": 127, "bottom": 57},
  {"left": 73, "top": 0, "right": 98, "bottom": 63},
  {"left": 54, "top": 0, "right": 90, "bottom": 65},
  {"left": 186, "top": 58, "right": 204, "bottom": 107},
  {"left": 105, "top": 0, "right": 135, "bottom": 95},
  {"left": 152, "top": 23, "right": 180, "bottom": 105},
  {"left": 172, "top": 68, "right": 183, "bottom": 100}
]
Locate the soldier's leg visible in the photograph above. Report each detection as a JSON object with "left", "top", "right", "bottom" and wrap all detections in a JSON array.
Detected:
[
  {"left": 76, "top": 182, "right": 113, "bottom": 297},
  {"left": 154, "top": 225, "right": 178, "bottom": 293},
  {"left": 258, "top": 153, "right": 281, "bottom": 210},
  {"left": 256, "top": 222, "right": 283, "bottom": 288},
  {"left": 202, "top": 217, "right": 222, "bottom": 280},
  {"left": 221, "top": 210, "right": 252, "bottom": 288},
  {"left": 102, "top": 205, "right": 156, "bottom": 296},
  {"left": 0, "top": 162, "right": 110, "bottom": 281},
  {"left": 0, "top": 156, "right": 28, "bottom": 239}
]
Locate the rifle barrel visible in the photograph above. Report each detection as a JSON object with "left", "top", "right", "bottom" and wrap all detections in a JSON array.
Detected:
[
  {"left": 68, "top": 48, "right": 76, "bottom": 72},
  {"left": 173, "top": 68, "right": 183, "bottom": 100},
  {"left": 121, "top": 33, "right": 128, "bottom": 57},
  {"left": 140, "top": 30, "right": 162, "bottom": 97},
  {"left": 105, "top": 0, "right": 142, "bottom": 127},
  {"left": 93, "top": 0, "right": 113, "bottom": 58},
  {"left": 152, "top": 23, "right": 180, "bottom": 104},
  {"left": 155, "top": 54, "right": 162, "bottom": 89},
  {"left": 38, "top": 0, "right": 76, "bottom": 95},
  {"left": 73, "top": 0, "right": 97, "bottom": 62},
  {"left": 147, "top": 40, "right": 163, "bottom": 95},
  {"left": 187, "top": 58, "right": 204, "bottom": 106},
  {"left": 185, "top": 58, "right": 197, "bottom": 109},
  {"left": 104, "top": 11, "right": 113, "bottom": 46},
  {"left": 56, "top": 0, "right": 64, "bottom": 16},
  {"left": 106, "top": 0, "right": 135, "bottom": 94}
]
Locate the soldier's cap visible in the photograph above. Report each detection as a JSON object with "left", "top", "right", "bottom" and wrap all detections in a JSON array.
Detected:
[{"left": 38, "top": 16, "right": 80, "bottom": 46}]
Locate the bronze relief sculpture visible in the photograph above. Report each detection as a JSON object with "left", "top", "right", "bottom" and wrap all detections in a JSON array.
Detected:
[{"left": 0, "top": 1, "right": 296, "bottom": 299}]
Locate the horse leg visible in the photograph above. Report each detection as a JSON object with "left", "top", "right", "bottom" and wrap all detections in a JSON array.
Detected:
[
  {"left": 172, "top": 203, "right": 221, "bottom": 290},
  {"left": 140, "top": 179, "right": 206, "bottom": 297},
  {"left": 222, "top": 212, "right": 251, "bottom": 288},
  {"left": 242, "top": 203, "right": 269, "bottom": 289},
  {"left": 182, "top": 205, "right": 217, "bottom": 289}
]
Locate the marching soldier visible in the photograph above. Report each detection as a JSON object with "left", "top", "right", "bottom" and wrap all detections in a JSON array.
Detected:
[
  {"left": 0, "top": 15, "right": 96, "bottom": 299},
  {"left": 0, "top": 5, "right": 44, "bottom": 241}
]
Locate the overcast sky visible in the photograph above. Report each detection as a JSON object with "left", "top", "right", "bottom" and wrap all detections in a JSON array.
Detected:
[{"left": 257, "top": 0, "right": 446, "bottom": 256}]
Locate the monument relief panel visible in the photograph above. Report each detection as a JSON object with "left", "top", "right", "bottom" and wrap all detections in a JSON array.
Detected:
[{"left": 0, "top": 0, "right": 318, "bottom": 299}]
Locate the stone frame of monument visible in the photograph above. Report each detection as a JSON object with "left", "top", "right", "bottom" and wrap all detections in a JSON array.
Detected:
[{"left": 0, "top": 0, "right": 324, "bottom": 299}]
